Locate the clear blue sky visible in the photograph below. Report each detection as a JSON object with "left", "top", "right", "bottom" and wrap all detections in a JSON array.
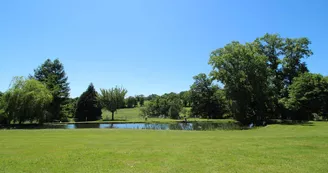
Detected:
[{"left": 1, "top": 0, "right": 327, "bottom": 97}]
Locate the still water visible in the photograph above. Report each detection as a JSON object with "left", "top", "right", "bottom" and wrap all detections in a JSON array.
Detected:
[{"left": 2, "top": 122, "right": 243, "bottom": 130}]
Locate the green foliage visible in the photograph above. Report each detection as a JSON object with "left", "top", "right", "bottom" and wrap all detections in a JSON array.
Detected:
[
  {"left": 0, "top": 91, "right": 7, "bottom": 124},
  {"left": 98, "top": 86, "right": 127, "bottom": 120},
  {"left": 139, "top": 96, "right": 145, "bottom": 107},
  {"left": 209, "top": 41, "right": 271, "bottom": 124},
  {"left": 190, "top": 73, "right": 227, "bottom": 119},
  {"left": 140, "top": 94, "right": 183, "bottom": 119},
  {"left": 126, "top": 96, "right": 137, "bottom": 108},
  {"left": 75, "top": 83, "right": 101, "bottom": 121},
  {"left": 2, "top": 77, "right": 53, "bottom": 124},
  {"left": 135, "top": 94, "right": 145, "bottom": 107},
  {"left": 179, "top": 91, "right": 191, "bottom": 107},
  {"left": 61, "top": 97, "right": 78, "bottom": 120},
  {"left": 31, "top": 59, "right": 70, "bottom": 121},
  {"left": 145, "top": 94, "right": 159, "bottom": 101},
  {"left": 209, "top": 34, "right": 314, "bottom": 124},
  {"left": 281, "top": 73, "right": 328, "bottom": 120},
  {"left": 281, "top": 37, "right": 313, "bottom": 87}
]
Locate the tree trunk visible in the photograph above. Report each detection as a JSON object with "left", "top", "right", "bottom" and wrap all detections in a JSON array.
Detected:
[{"left": 111, "top": 111, "right": 114, "bottom": 121}]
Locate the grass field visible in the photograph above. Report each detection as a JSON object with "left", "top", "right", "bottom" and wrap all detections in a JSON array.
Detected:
[{"left": 1, "top": 122, "right": 328, "bottom": 173}]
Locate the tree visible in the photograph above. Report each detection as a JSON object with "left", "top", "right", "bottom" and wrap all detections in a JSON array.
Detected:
[
  {"left": 209, "top": 42, "right": 271, "bottom": 125},
  {"left": 75, "top": 84, "right": 102, "bottom": 121},
  {"left": 145, "top": 94, "right": 159, "bottom": 101},
  {"left": 2, "top": 77, "right": 52, "bottom": 124},
  {"left": 281, "top": 38, "right": 312, "bottom": 87},
  {"left": 126, "top": 96, "right": 137, "bottom": 108},
  {"left": 140, "top": 93, "right": 183, "bottom": 119},
  {"left": 256, "top": 34, "right": 284, "bottom": 117},
  {"left": 281, "top": 73, "right": 328, "bottom": 120},
  {"left": 62, "top": 97, "right": 79, "bottom": 121},
  {"left": 98, "top": 86, "right": 127, "bottom": 120},
  {"left": 139, "top": 96, "right": 145, "bottom": 107},
  {"left": 136, "top": 95, "right": 145, "bottom": 107},
  {"left": 190, "top": 73, "right": 227, "bottom": 119},
  {"left": 0, "top": 91, "right": 7, "bottom": 124},
  {"left": 179, "top": 91, "right": 191, "bottom": 107},
  {"left": 31, "top": 59, "right": 70, "bottom": 121}
]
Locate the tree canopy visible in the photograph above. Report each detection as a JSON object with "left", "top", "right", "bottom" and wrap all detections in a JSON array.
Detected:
[
  {"left": 140, "top": 94, "right": 183, "bottom": 119},
  {"left": 2, "top": 77, "right": 53, "bottom": 124},
  {"left": 281, "top": 73, "right": 328, "bottom": 120},
  {"left": 98, "top": 86, "right": 127, "bottom": 120},
  {"left": 190, "top": 73, "right": 227, "bottom": 119},
  {"left": 31, "top": 59, "right": 70, "bottom": 121},
  {"left": 75, "top": 83, "right": 101, "bottom": 121}
]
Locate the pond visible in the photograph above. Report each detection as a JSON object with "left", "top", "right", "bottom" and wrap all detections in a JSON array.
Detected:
[{"left": 1, "top": 122, "right": 244, "bottom": 131}]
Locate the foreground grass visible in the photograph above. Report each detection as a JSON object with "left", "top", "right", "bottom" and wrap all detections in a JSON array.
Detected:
[{"left": 1, "top": 122, "right": 328, "bottom": 173}]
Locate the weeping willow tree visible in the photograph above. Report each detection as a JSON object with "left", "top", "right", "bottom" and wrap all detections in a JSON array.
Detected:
[
  {"left": 2, "top": 77, "right": 53, "bottom": 124},
  {"left": 98, "top": 86, "right": 127, "bottom": 120}
]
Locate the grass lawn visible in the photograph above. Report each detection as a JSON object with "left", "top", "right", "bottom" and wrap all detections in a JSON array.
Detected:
[
  {"left": 102, "top": 107, "right": 142, "bottom": 121},
  {"left": 1, "top": 122, "right": 328, "bottom": 173}
]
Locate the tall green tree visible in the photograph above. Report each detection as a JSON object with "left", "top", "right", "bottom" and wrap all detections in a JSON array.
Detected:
[
  {"left": 31, "top": 59, "right": 70, "bottom": 121},
  {"left": 256, "top": 34, "right": 284, "bottom": 117},
  {"left": 281, "top": 38, "right": 312, "bottom": 87},
  {"left": 190, "top": 73, "right": 227, "bottom": 119},
  {"left": 75, "top": 84, "right": 101, "bottom": 121},
  {"left": 98, "top": 86, "right": 127, "bottom": 120},
  {"left": 209, "top": 42, "right": 271, "bottom": 125},
  {"left": 281, "top": 73, "right": 328, "bottom": 120},
  {"left": 2, "top": 77, "right": 52, "bottom": 124}
]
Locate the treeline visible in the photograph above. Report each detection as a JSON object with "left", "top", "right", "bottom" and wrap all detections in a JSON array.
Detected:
[
  {"left": 136, "top": 34, "right": 328, "bottom": 125},
  {"left": 208, "top": 34, "right": 328, "bottom": 125},
  {"left": 1, "top": 33, "right": 328, "bottom": 125}
]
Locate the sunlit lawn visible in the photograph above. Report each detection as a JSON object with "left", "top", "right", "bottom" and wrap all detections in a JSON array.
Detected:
[{"left": 1, "top": 122, "right": 328, "bottom": 173}]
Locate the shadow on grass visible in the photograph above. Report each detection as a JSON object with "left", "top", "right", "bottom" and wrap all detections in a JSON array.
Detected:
[
  {"left": 102, "top": 119, "right": 128, "bottom": 122},
  {"left": 268, "top": 119, "right": 314, "bottom": 126}
]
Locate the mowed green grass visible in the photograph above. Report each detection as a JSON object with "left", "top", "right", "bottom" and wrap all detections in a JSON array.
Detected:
[
  {"left": 102, "top": 107, "right": 142, "bottom": 121},
  {"left": 1, "top": 122, "right": 328, "bottom": 173}
]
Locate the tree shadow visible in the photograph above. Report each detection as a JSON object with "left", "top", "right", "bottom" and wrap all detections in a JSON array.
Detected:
[
  {"left": 268, "top": 119, "right": 314, "bottom": 126},
  {"left": 103, "top": 119, "right": 128, "bottom": 122}
]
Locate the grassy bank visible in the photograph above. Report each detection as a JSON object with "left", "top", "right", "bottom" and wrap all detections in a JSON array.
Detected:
[{"left": 1, "top": 122, "right": 328, "bottom": 172}]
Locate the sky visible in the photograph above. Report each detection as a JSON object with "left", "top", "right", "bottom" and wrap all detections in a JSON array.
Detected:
[{"left": 1, "top": 0, "right": 328, "bottom": 97}]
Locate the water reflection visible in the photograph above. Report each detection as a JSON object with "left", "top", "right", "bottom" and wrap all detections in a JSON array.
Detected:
[
  {"left": 2, "top": 122, "right": 243, "bottom": 131},
  {"left": 64, "top": 122, "right": 242, "bottom": 130}
]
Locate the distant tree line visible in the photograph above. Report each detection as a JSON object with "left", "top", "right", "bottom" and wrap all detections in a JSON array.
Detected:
[{"left": 1, "top": 33, "right": 327, "bottom": 125}]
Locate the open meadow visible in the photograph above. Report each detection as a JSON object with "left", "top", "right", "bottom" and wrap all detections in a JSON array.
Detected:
[{"left": 1, "top": 122, "right": 328, "bottom": 173}]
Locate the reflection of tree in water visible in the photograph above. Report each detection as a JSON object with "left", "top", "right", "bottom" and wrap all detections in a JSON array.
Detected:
[
  {"left": 74, "top": 123, "right": 101, "bottom": 128},
  {"left": 61, "top": 122, "right": 243, "bottom": 130},
  {"left": 180, "top": 122, "right": 242, "bottom": 130},
  {"left": 143, "top": 123, "right": 169, "bottom": 130},
  {"left": 168, "top": 123, "right": 193, "bottom": 130}
]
